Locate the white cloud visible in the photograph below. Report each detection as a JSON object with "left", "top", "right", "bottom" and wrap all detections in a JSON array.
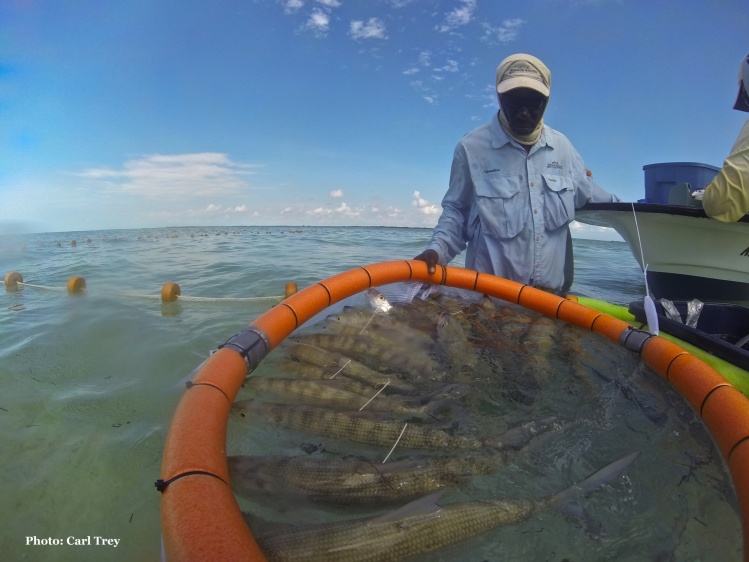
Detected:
[
  {"left": 334, "top": 202, "right": 360, "bottom": 216},
  {"left": 282, "top": 0, "right": 304, "bottom": 14},
  {"left": 481, "top": 18, "right": 526, "bottom": 44},
  {"left": 412, "top": 191, "right": 440, "bottom": 215},
  {"left": 436, "top": 0, "right": 476, "bottom": 33},
  {"left": 316, "top": 0, "right": 340, "bottom": 7},
  {"left": 434, "top": 60, "right": 459, "bottom": 73},
  {"left": 186, "top": 203, "right": 250, "bottom": 217},
  {"left": 305, "top": 8, "right": 331, "bottom": 35},
  {"left": 350, "top": 18, "right": 387, "bottom": 40},
  {"left": 74, "top": 153, "right": 260, "bottom": 199},
  {"left": 306, "top": 201, "right": 362, "bottom": 217},
  {"left": 330, "top": 188, "right": 344, "bottom": 198}
]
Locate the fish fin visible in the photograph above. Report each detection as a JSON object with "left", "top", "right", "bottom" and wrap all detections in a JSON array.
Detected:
[
  {"left": 549, "top": 452, "right": 639, "bottom": 538},
  {"left": 370, "top": 490, "right": 446, "bottom": 525},
  {"left": 421, "top": 397, "right": 468, "bottom": 423},
  {"left": 484, "top": 417, "right": 558, "bottom": 450}
]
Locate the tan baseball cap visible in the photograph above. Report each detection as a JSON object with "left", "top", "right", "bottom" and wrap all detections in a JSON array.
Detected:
[{"left": 496, "top": 54, "right": 551, "bottom": 97}]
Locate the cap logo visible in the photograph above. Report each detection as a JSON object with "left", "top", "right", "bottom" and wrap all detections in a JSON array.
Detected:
[{"left": 504, "top": 62, "right": 543, "bottom": 82}]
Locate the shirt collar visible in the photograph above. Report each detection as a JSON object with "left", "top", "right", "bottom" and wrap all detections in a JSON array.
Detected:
[{"left": 490, "top": 112, "right": 552, "bottom": 150}]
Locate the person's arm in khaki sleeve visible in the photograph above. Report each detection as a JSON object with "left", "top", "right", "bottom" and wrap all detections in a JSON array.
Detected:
[
  {"left": 700, "top": 53, "right": 749, "bottom": 222},
  {"left": 702, "top": 120, "right": 749, "bottom": 222}
]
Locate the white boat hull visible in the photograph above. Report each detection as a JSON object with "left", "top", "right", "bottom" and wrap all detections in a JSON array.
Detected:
[{"left": 576, "top": 203, "right": 749, "bottom": 301}]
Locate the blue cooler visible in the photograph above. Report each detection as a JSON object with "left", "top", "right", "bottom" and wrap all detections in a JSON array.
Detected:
[{"left": 642, "top": 162, "right": 720, "bottom": 204}]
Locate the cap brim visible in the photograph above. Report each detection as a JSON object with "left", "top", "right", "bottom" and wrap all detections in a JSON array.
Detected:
[{"left": 497, "top": 76, "right": 549, "bottom": 97}]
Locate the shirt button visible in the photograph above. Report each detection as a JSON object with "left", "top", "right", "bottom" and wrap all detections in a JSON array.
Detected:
[
  {"left": 534, "top": 209, "right": 539, "bottom": 214},
  {"left": 530, "top": 182, "right": 535, "bottom": 187}
]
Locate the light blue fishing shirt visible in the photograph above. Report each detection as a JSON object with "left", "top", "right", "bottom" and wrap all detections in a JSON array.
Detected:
[{"left": 426, "top": 113, "right": 619, "bottom": 291}]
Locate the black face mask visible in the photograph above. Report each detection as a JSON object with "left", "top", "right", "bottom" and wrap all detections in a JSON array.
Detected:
[
  {"left": 499, "top": 88, "right": 548, "bottom": 136},
  {"left": 738, "top": 80, "right": 749, "bottom": 112}
]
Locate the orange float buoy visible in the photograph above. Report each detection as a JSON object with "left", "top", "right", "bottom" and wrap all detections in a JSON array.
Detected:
[
  {"left": 4, "top": 271, "right": 23, "bottom": 290},
  {"left": 284, "top": 282, "right": 298, "bottom": 298},
  {"left": 66, "top": 277, "right": 86, "bottom": 293},
  {"left": 162, "top": 282, "right": 181, "bottom": 302}
]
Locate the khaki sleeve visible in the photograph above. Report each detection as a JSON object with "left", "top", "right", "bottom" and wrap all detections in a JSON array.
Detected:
[{"left": 702, "top": 120, "right": 749, "bottom": 222}]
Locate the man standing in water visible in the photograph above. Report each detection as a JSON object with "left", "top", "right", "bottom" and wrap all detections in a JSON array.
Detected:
[{"left": 415, "top": 54, "right": 619, "bottom": 294}]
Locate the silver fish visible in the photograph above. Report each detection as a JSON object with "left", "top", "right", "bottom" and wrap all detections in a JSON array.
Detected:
[
  {"left": 326, "top": 307, "right": 436, "bottom": 351},
  {"left": 244, "top": 377, "right": 434, "bottom": 420},
  {"left": 271, "top": 358, "right": 385, "bottom": 396},
  {"left": 293, "top": 333, "right": 442, "bottom": 381},
  {"left": 366, "top": 288, "right": 392, "bottom": 314},
  {"left": 436, "top": 311, "right": 478, "bottom": 374},
  {"left": 232, "top": 399, "right": 482, "bottom": 450},
  {"left": 255, "top": 452, "right": 640, "bottom": 562},
  {"left": 245, "top": 377, "right": 383, "bottom": 409},
  {"left": 228, "top": 453, "right": 499, "bottom": 505},
  {"left": 284, "top": 343, "right": 417, "bottom": 394},
  {"left": 233, "top": 400, "right": 555, "bottom": 452}
]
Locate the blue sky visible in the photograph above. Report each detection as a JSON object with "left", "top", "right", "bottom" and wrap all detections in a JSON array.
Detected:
[{"left": 1, "top": 0, "right": 747, "bottom": 236}]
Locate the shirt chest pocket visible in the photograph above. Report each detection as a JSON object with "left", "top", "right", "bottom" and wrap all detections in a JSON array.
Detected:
[
  {"left": 471, "top": 176, "right": 526, "bottom": 239},
  {"left": 542, "top": 174, "right": 575, "bottom": 230}
]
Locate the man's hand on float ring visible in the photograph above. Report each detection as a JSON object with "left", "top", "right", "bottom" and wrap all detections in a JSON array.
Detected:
[{"left": 413, "top": 249, "right": 439, "bottom": 274}]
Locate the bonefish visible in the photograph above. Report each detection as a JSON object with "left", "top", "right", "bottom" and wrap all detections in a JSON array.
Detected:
[
  {"left": 284, "top": 342, "right": 417, "bottom": 394},
  {"left": 232, "top": 400, "right": 481, "bottom": 450},
  {"left": 228, "top": 453, "right": 499, "bottom": 505},
  {"left": 255, "top": 452, "right": 639, "bottom": 562},
  {"left": 293, "top": 333, "right": 441, "bottom": 379},
  {"left": 243, "top": 377, "right": 433, "bottom": 420},
  {"left": 232, "top": 400, "right": 555, "bottom": 452}
]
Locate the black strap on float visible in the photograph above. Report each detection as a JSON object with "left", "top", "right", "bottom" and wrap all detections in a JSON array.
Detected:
[
  {"left": 218, "top": 326, "right": 271, "bottom": 372},
  {"left": 154, "top": 470, "right": 227, "bottom": 493}
]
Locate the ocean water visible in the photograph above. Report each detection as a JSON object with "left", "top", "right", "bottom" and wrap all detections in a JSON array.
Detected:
[{"left": 0, "top": 226, "right": 741, "bottom": 561}]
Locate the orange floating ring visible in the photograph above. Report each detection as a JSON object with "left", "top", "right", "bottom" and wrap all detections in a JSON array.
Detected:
[
  {"left": 158, "top": 261, "right": 749, "bottom": 561},
  {"left": 66, "top": 276, "right": 86, "bottom": 293},
  {"left": 4, "top": 271, "right": 23, "bottom": 289}
]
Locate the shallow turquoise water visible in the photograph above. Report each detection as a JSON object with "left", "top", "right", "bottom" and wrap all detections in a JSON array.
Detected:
[{"left": 0, "top": 227, "right": 741, "bottom": 560}]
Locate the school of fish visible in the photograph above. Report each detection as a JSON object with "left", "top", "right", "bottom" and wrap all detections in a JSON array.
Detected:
[{"left": 228, "top": 286, "right": 640, "bottom": 561}]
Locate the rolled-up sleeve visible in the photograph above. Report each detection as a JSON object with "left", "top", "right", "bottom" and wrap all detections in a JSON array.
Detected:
[
  {"left": 569, "top": 146, "right": 620, "bottom": 207},
  {"left": 427, "top": 144, "right": 474, "bottom": 264},
  {"left": 702, "top": 120, "right": 749, "bottom": 222}
]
